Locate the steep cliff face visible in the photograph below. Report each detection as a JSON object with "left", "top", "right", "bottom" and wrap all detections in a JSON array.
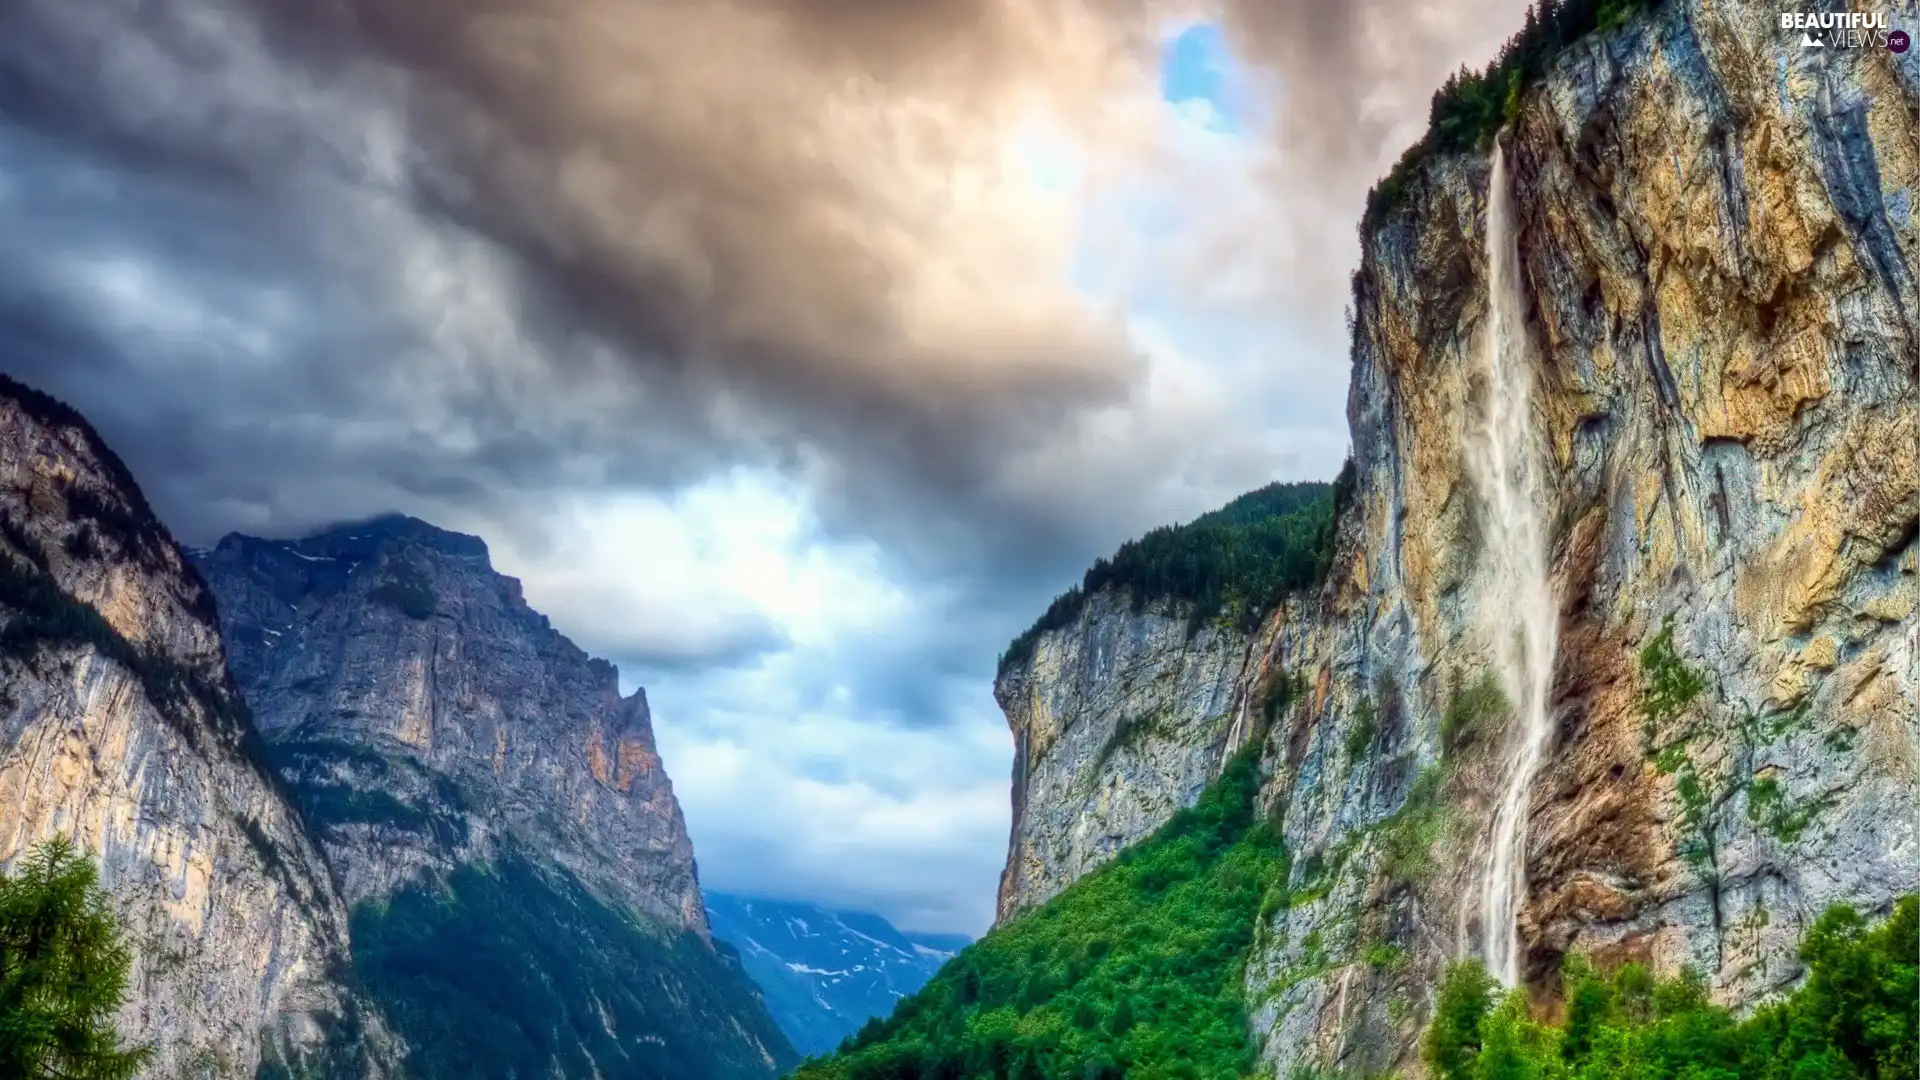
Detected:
[
  {"left": 195, "top": 517, "right": 795, "bottom": 1079},
  {"left": 1000, "top": 2, "right": 1920, "bottom": 1075},
  {"left": 994, "top": 591, "right": 1270, "bottom": 919},
  {"left": 195, "top": 518, "right": 704, "bottom": 931},
  {"left": 0, "top": 376, "right": 387, "bottom": 1080}
]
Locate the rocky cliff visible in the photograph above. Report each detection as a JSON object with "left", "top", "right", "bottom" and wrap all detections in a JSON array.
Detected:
[
  {"left": 195, "top": 516, "right": 795, "bottom": 1079},
  {"left": 194, "top": 518, "right": 705, "bottom": 931},
  {"left": 994, "top": 591, "right": 1272, "bottom": 919},
  {"left": 0, "top": 375, "right": 389, "bottom": 1080},
  {"left": 998, "top": 1, "right": 1920, "bottom": 1075}
]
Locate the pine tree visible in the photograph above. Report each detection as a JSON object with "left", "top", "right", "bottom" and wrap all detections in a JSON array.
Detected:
[{"left": 0, "top": 837, "right": 152, "bottom": 1080}]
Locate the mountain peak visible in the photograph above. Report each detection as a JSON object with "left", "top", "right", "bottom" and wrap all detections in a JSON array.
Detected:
[{"left": 213, "top": 513, "right": 491, "bottom": 566}]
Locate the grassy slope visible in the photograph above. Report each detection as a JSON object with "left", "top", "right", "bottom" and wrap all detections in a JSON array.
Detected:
[{"left": 795, "top": 751, "right": 1283, "bottom": 1080}]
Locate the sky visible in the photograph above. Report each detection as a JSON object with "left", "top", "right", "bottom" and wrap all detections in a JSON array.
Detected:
[{"left": 0, "top": 0, "right": 1526, "bottom": 934}]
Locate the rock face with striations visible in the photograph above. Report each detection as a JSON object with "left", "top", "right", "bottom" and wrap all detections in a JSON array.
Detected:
[
  {"left": 0, "top": 375, "right": 389, "bottom": 1080},
  {"left": 994, "top": 591, "right": 1277, "bottom": 920},
  {"left": 997, "top": 1, "right": 1920, "bottom": 1075},
  {"left": 195, "top": 517, "right": 703, "bottom": 929},
  {"left": 196, "top": 515, "right": 795, "bottom": 1080}
]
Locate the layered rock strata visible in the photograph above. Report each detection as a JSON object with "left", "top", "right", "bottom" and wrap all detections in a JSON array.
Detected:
[
  {"left": 997, "top": 3, "right": 1920, "bottom": 1074},
  {"left": 0, "top": 375, "right": 389, "bottom": 1080}
]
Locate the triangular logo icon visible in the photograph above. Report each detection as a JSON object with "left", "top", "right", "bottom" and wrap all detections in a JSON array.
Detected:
[{"left": 1802, "top": 30, "right": 1823, "bottom": 46}]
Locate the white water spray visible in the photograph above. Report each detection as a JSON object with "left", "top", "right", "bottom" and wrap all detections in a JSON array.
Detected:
[{"left": 1471, "top": 144, "right": 1558, "bottom": 988}]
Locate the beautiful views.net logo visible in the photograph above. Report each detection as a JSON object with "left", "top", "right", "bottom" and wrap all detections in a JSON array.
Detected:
[{"left": 1779, "top": 10, "right": 1907, "bottom": 51}]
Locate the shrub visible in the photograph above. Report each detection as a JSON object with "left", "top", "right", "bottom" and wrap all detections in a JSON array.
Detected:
[
  {"left": 1423, "top": 896, "right": 1918, "bottom": 1080},
  {"left": 1442, "top": 673, "right": 1509, "bottom": 754},
  {"left": 1346, "top": 696, "right": 1380, "bottom": 761},
  {"left": 1637, "top": 617, "right": 1707, "bottom": 730},
  {"left": 1378, "top": 766, "right": 1448, "bottom": 884}
]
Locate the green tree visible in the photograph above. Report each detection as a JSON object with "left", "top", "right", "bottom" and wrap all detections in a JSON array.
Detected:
[
  {"left": 1475, "top": 991, "right": 1563, "bottom": 1080},
  {"left": 1426, "top": 962, "right": 1498, "bottom": 1080},
  {"left": 0, "top": 837, "right": 151, "bottom": 1080},
  {"left": 1427, "top": 898, "right": 1917, "bottom": 1080},
  {"left": 1559, "top": 955, "right": 1611, "bottom": 1066}
]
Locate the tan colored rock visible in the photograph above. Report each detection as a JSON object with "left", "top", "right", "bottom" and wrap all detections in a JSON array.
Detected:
[
  {"left": 0, "top": 377, "right": 393, "bottom": 1079},
  {"left": 998, "top": 1, "right": 1920, "bottom": 1074}
]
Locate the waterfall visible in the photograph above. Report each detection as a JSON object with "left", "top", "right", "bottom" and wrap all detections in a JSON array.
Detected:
[{"left": 1470, "top": 144, "right": 1558, "bottom": 988}]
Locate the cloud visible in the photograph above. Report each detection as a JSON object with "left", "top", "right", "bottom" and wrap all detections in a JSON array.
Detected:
[
  {"left": 648, "top": 662, "right": 1016, "bottom": 933},
  {"left": 0, "top": 0, "right": 1527, "bottom": 928},
  {"left": 0, "top": 0, "right": 1522, "bottom": 564}
]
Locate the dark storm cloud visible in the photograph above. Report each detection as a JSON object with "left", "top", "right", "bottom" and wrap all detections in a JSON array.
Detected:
[
  {"left": 0, "top": 0, "right": 1517, "bottom": 570},
  {"left": 0, "top": 0, "right": 1134, "bottom": 573},
  {"left": 0, "top": 0, "right": 1523, "bottom": 927}
]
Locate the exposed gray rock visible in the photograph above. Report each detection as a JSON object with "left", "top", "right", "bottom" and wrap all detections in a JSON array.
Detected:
[
  {"left": 195, "top": 514, "right": 796, "bottom": 1079},
  {"left": 0, "top": 375, "right": 392, "bottom": 1080},
  {"left": 195, "top": 516, "right": 706, "bottom": 934},
  {"left": 994, "top": 591, "right": 1271, "bottom": 919},
  {"left": 996, "top": 1, "right": 1920, "bottom": 1075}
]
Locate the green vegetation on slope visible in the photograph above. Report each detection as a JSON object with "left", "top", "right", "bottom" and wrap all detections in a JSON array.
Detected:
[
  {"left": 1361, "top": 0, "right": 1662, "bottom": 234},
  {"left": 0, "top": 838, "right": 152, "bottom": 1080},
  {"left": 351, "top": 851, "right": 796, "bottom": 1080},
  {"left": 1425, "top": 896, "right": 1917, "bottom": 1080},
  {"left": 999, "top": 480, "right": 1340, "bottom": 677},
  {"left": 794, "top": 750, "right": 1282, "bottom": 1080}
]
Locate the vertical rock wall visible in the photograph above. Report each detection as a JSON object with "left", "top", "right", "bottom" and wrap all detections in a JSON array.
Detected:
[
  {"left": 0, "top": 376, "right": 387, "bottom": 1080},
  {"left": 996, "top": 3, "right": 1920, "bottom": 1075}
]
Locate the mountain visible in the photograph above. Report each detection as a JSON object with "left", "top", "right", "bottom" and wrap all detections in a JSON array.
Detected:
[
  {"left": 0, "top": 374, "right": 395, "bottom": 1078},
  {"left": 839, "top": 0, "right": 1920, "bottom": 1077},
  {"left": 995, "top": 481, "right": 1335, "bottom": 919},
  {"left": 705, "top": 893, "right": 968, "bottom": 1057},
  {"left": 193, "top": 518, "right": 798, "bottom": 1080}
]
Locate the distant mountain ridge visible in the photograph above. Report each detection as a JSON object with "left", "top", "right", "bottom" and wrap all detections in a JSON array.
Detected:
[
  {"left": 195, "top": 515, "right": 798, "bottom": 1079},
  {"left": 706, "top": 893, "right": 969, "bottom": 1057}
]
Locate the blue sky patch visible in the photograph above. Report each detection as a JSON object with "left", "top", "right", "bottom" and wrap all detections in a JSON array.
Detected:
[{"left": 1160, "top": 23, "right": 1238, "bottom": 133}]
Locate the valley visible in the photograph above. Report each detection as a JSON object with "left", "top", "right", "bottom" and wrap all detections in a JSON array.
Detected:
[{"left": 0, "top": 0, "right": 1915, "bottom": 1077}]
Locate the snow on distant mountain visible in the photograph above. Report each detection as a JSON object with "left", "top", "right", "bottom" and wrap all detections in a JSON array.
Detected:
[{"left": 705, "top": 894, "right": 969, "bottom": 1057}]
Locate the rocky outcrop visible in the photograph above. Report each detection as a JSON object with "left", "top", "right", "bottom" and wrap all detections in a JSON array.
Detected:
[
  {"left": 195, "top": 517, "right": 705, "bottom": 933},
  {"left": 998, "top": 2, "right": 1920, "bottom": 1075},
  {"left": 195, "top": 516, "right": 795, "bottom": 1079},
  {"left": 0, "top": 375, "right": 390, "bottom": 1080},
  {"left": 993, "top": 592, "right": 1276, "bottom": 919}
]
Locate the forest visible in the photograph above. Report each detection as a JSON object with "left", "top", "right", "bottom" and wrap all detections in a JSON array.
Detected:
[
  {"left": 1426, "top": 897, "right": 1917, "bottom": 1080},
  {"left": 998, "top": 478, "right": 1341, "bottom": 677},
  {"left": 792, "top": 750, "right": 1280, "bottom": 1080},
  {"left": 1362, "top": 0, "right": 1661, "bottom": 233}
]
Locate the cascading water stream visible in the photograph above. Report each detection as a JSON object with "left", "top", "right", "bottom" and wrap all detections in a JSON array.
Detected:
[{"left": 1470, "top": 144, "right": 1558, "bottom": 988}]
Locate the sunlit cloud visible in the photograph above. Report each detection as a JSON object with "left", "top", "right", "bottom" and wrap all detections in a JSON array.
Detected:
[{"left": 0, "top": 0, "right": 1527, "bottom": 933}]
